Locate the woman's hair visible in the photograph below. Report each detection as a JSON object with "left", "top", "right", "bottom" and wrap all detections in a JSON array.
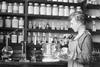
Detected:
[{"left": 69, "top": 11, "right": 86, "bottom": 24}]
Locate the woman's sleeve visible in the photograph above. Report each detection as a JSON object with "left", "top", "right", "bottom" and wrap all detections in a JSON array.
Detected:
[{"left": 76, "top": 35, "right": 92, "bottom": 64}]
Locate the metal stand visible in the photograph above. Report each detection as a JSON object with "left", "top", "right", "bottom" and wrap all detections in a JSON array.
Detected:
[{"left": 19, "top": 41, "right": 29, "bottom": 62}]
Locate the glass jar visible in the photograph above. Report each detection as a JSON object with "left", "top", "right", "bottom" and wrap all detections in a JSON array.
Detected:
[
  {"left": 11, "top": 33, "right": 17, "bottom": 43},
  {"left": 19, "top": 3, "right": 24, "bottom": 14},
  {"left": 5, "top": 16, "right": 11, "bottom": 28},
  {"left": 28, "top": 3, "right": 34, "bottom": 14},
  {"left": 58, "top": 0, "right": 63, "bottom": 2},
  {"left": 69, "top": 0, "right": 73, "bottom": 3},
  {"left": 12, "top": 17, "right": 18, "bottom": 28},
  {"left": 0, "top": 17, "right": 3, "bottom": 27},
  {"left": 52, "top": 4, "right": 58, "bottom": 16},
  {"left": 1, "top": 1, "right": 7, "bottom": 13},
  {"left": 76, "top": 6, "right": 82, "bottom": 12},
  {"left": 19, "top": 17, "right": 24, "bottom": 28},
  {"left": 34, "top": 3, "right": 39, "bottom": 15},
  {"left": 74, "top": 0, "right": 78, "bottom": 3},
  {"left": 40, "top": 4, "right": 46, "bottom": 15},
  {"left": 18, "top": 33, "right": 24, "bottom": 43},
  {"left": 29, "top": 20, "right": 32, "bottom": 29},
  {"left": 64, "top": 6, "right": 69, "bottom": 16},
  {"left": 70, "top": 6, "right": 75, "bottom": 15},
  {"left": 8, "top": 3, "right": 13, "bottom": 13},
  {"left": 63, "top": 0, "right": 68, "bottom": 2},
  {"left": 0, "top": 32, "right": 4, "bottom": 43},
  {"left": 59, "top": 5, "right": 64, "bottom": 16},
  {"left": 13, "top": 2, "right": 18, "bottom": 13},
  {"left": 46, "top": 4, "right": 52, "bottom": 15},
  {"left": 52, "top": 0, "right": 58, "bottom": 2}
]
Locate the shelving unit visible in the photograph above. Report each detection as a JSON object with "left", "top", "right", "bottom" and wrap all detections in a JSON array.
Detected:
[
  {"left": 86, "top": 4, "right": 100, "bottom": 9},
  {"left": 0, "top": 0, "right": 100, "bottom": 62}
]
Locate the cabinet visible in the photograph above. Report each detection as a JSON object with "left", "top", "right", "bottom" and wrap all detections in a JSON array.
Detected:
[{"left": 0, "top": 0, "right": 100, "bottom": 62}]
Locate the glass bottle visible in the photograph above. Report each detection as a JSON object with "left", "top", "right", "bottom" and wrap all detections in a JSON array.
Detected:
[
  {"left": 59, "top": 5, "right": 64, "bottom": 16},
  {"left": 32, "top": 32, "right": 36, "bottom": 45},
  {"left": 34, "top": 3, "right": 39, "bottom": 15},
  {"left": 18, "top": 32, "right": 24, "bottom": 43},
  {"left": 0, "top": 17, "right": 3, "bottom": 27},
  {"left": 28, "top": 3, "right": 33, "bottom": 14},
  {"left": 70, "top": 6, "right": 75, "bottom": 15},
  {"left": 11, "top": 32, "right": 17, "bottom": 43},
  {"left": 40, "top": 4, "right": 46, "bottom": 15},
  {"left": 52, "top": 0, "right": 58, "bottom": 2},
  {"left": 28, "top": 20, "right": 32, "bottom": 29},
  {"left": 28, "top": 32, "right": 32, "bottom": 44},
  {"left": 1, "top": 1, "right": 7, "bottom": 13},
  {"left": 12, "top": 17, "right": 18, "bottom": 28},
  {"left": 0, "top": 32, "right": 4, "bottom": 43},
  {"left": 46, "top": 4, "right": 52, "bottom": 15},
  {"left": 8, "top": 3, "right": 13, "bottom": 13},
  {"left": 69, "top": 0, "right": 73, "bottom": 3},
  {"left": 19, "top": 3, "right": 24, "bottom": 14},
  {"left": 19, "top": 17, "right": 24, "bottom": 28},
  {"left": 52, "top": 4, "right": 58, "bottom": 16},
  {"left": 63, "top": 0, "right": 68, "bottom": 2},
  {"left": 13, "top": 2, "right": 18, "bottom": 13},
  {"left": 64, "top": 6, "right": 70, "bottom": 16},
  {"left": 74, "top": 0, "right": 78, "bottom": 3},
  {"left": 5, "top": 16, "right": 11, "bottom": 28},
  {"left": 92, "top": 21, "right": 96, "bottom": 31},
  {"left": 58, "top": 0, "right": 63, "bottom": 2},
  {"left": 76, "top": 6, "right": 82, "bottom": 12}
]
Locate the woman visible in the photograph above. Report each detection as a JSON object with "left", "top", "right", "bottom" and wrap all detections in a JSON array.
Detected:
[{"left": 67, "top": 11, "right": 93, "bottom": 67}]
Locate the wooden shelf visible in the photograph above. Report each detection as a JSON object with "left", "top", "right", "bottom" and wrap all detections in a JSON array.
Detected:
[
  {"left": 0, "top": 12, "right": 25, "bottom": 17},
  {"left": 0, "top": 0, "right": 25, "bottom": 3},
  {"left": 28, "top": 0, "right": 83, "bottom": 6},
  {"left": 88, "top": 17, "right": 100, "bottom": 20},
  {"left": 27, "top": 28, "right": 75, "bottom": 33},
  {"left": 0, "top": 27, "right": 23, "bottom": 32},
  {"left": 86, "top": 4, "right": 100, "bottom": 9},
  {"left": 88, "top": 29, "right": 100, "bottom": 35},
  {"left": 28, "top": 14, "right": 69, "bottom": 19}
]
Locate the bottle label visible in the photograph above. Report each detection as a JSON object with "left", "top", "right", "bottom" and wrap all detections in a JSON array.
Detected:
[
  {"left": 11, "top": 35, "right": 17, "bottom": 43},
  {"left": 0, "top": 20, "right": 3, "bottom": 27},
  {"left": 5, "top": 19, "right": 11, "bottom": 28},
  {"left": 19, "top": 6, "right": 24, "bottom": 14}
]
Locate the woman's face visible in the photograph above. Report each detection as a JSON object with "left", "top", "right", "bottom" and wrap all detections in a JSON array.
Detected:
[{"left": 70, "top": 18, "right": 80, "bottom": 32}]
